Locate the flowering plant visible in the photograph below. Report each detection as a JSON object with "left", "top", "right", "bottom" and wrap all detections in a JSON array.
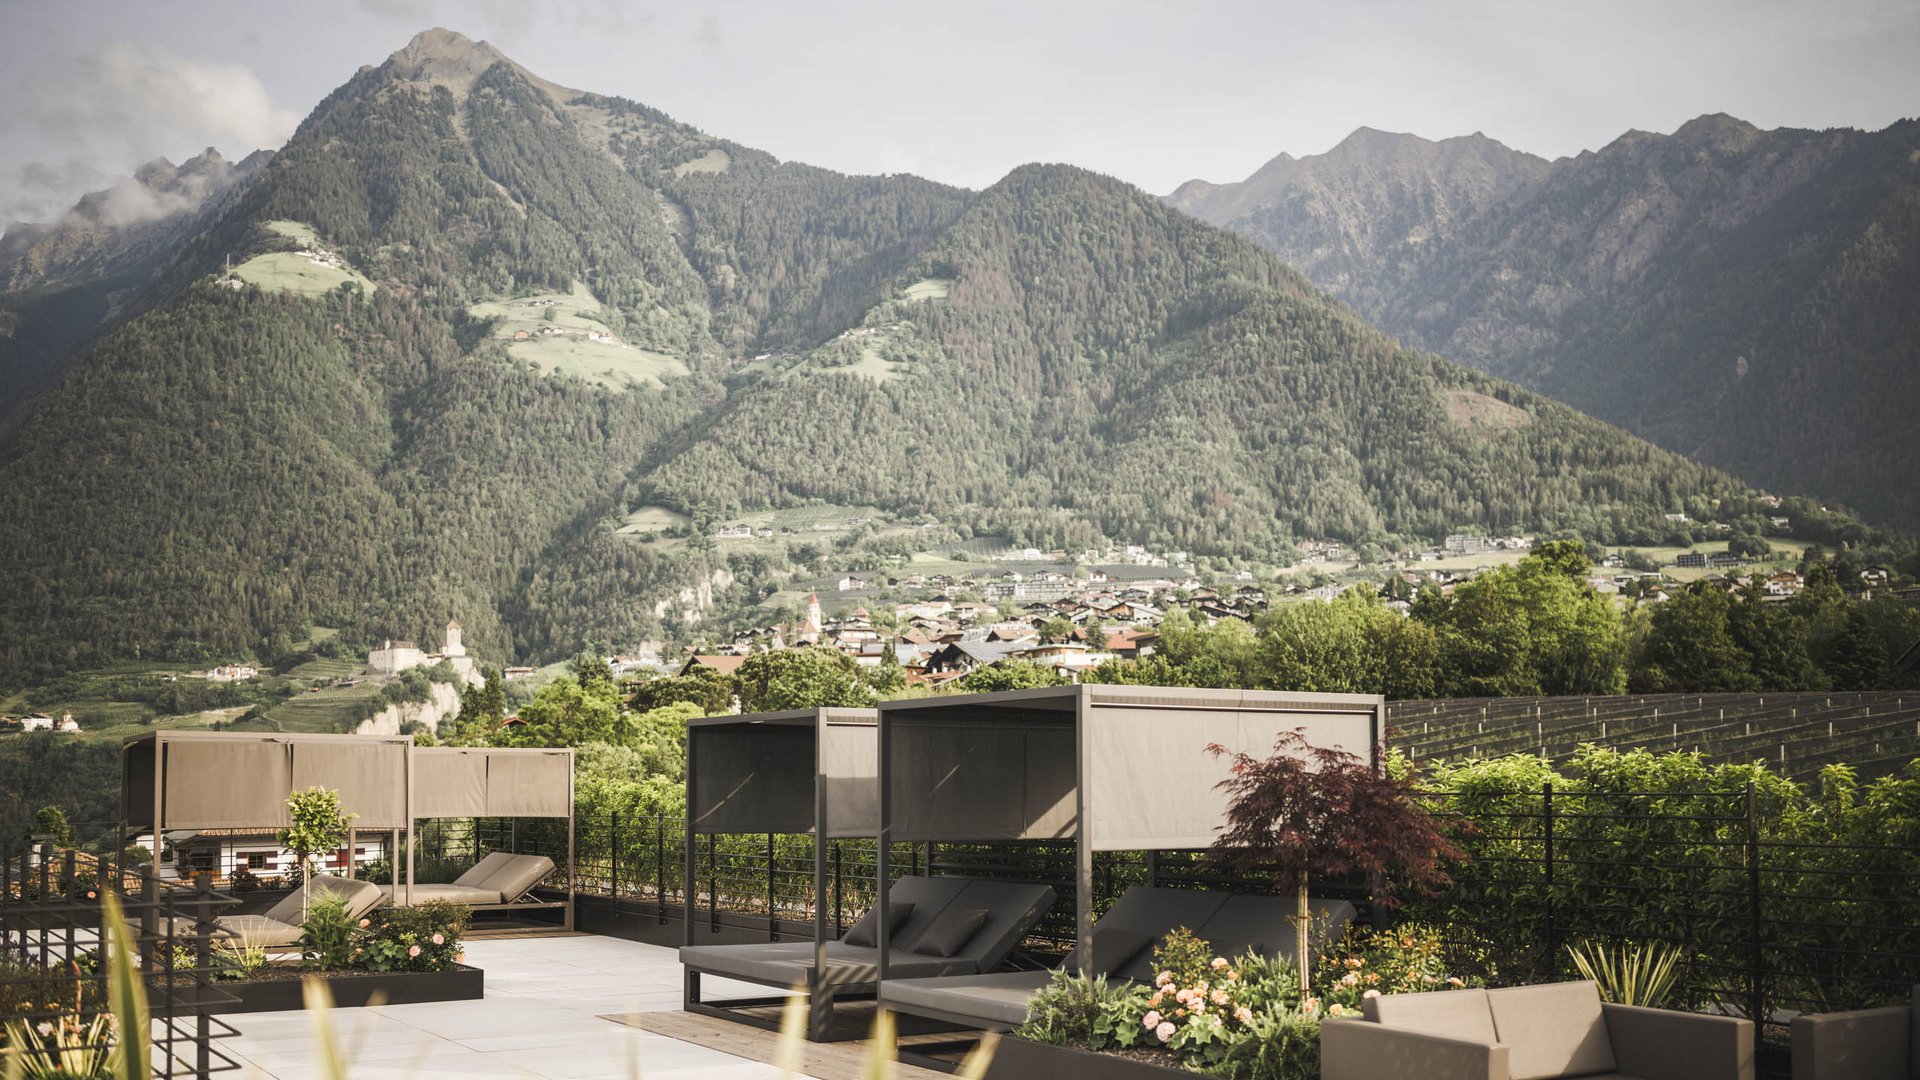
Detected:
[
  {"left": 357, "top": 900, "right": 469, "bottom": 973},
  {"left": 1138, "top": 928, "right": 1258, "bottom": 1065},
  {"left": 1313, "top": 922, "right": 1472, "bottom": 1014}
]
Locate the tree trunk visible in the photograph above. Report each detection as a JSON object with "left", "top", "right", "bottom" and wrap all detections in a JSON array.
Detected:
[{"left": 1297, "top": 881, "right": 1311, "bottom": 994}]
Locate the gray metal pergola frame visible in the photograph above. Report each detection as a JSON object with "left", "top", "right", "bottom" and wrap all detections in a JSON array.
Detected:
[
  {"left": 871, "top": 684, "right": 1386, "bottom": 983},
  {"left": 681, "top": 707, "right": 879, "bottom": 1039}
]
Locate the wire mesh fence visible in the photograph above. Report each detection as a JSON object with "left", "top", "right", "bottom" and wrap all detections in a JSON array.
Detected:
[{"left": 0, "top": 839, "right": 242, "bottom": 1079}]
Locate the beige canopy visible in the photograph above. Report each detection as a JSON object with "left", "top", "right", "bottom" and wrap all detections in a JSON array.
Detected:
[
  {"left": 873, "top": 684, "right": 1385, "bottom": 978},
  {"left": 123, "top": 731, "right": 576, "bottom": 927},
  {"left": 880, "top": 686, "right": 1382, "bottom": 851},
  {"left": 123, "top": 731, "right": 412, "bottom": 831},
  {"left": 414, "top": 747, "right": 573, "bottom": 819},
  {"left": 687, "top": 708, "right": 878, "bottom": 839}
]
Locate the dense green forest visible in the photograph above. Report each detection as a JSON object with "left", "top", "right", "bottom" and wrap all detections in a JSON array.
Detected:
[
  {"left": 1170, "top": 116, "right": 1920, "bottom": 527},
  {"left": 0, "top": 30, "right": 1896, "bottom": 681}
]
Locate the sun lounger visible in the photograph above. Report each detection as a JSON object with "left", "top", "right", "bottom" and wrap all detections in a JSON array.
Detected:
[
  {"left": 376, "top": 852, "right": 555, "bottom": 908},
  {"left": 682, "top": 875, "right": 1056, "bottom": 1041},
  {"left": 879, "top": 887, "right": 1356, "bottom": 1034},
  {"left": 176, "top": 873, "right": 384, "bottom": 950}
]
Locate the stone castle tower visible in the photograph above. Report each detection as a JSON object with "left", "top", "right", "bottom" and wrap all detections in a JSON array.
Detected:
[{"left": 443, "top": 619, "right": 465, "bottom": 657}]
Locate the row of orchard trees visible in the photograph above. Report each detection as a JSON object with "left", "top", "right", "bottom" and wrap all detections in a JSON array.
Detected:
[{"left": 1088, "top": 542, "right": 1920, "bottom": 697}]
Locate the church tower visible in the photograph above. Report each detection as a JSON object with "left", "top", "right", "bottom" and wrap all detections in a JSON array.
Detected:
[
  {"left": 444, "top": 620, "right": 465, "bottom": 657},
  {"left": 804, "top": 593, "right": 823, "bottom": 636}
]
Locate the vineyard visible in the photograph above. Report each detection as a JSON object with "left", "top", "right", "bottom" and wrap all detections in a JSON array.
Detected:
[{"left": 1388, "top": 691, "right": 1920, "bottom": 780}]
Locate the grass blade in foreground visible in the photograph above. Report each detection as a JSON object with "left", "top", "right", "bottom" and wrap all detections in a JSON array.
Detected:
[{"left": 99, "top": 891, "right": 150, "bottom": 1080}]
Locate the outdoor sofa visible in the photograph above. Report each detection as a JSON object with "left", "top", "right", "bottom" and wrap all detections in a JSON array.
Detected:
[
  {"left": 375, "top": 851, "right": 555, "bottom": 908},
  {"left": 879, "top": 885, "right": 1356, "bottom": 1031},
  {"left": 176, "top": 873, "right": 384, "bottom": 949},
  {"left": 1792, "top": 984, "right": 1919, "bottom": 1080},
  {"left": 681, "top": 874, "right": 1056, "bottom": 1040},
  {"left": 1323, "top": 978, "right": 1753, "bottom": 1080}
]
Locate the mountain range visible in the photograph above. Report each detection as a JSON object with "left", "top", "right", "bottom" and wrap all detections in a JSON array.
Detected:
[
  {"left": 0, "top": 30, "right": 1862, "bottom": 673},
  {"left": 1167, "top": 115, "right": 1920, "bottom": 528}
]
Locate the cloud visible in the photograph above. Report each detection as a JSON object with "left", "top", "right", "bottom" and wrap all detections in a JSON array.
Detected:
[
  {"left": 3, "top": 43, "right": 299, "bottom": 226},
  {"left": 696, "top": 12, "right": 723, "bottom": 54}
]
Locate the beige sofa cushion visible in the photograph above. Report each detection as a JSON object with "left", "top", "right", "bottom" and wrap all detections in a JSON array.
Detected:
[
  {"left": 478, "top": 853, "right": 554, "bottom": 902},
  {"left": 1363, "top": 987, "right": 1498, "bottom": 1047},
  {"left": 1487, "top": 980, "right": 1616, "bottom": 1080},
  {"left": 452, "top": 851, "right": 517, "bottom": 889}
]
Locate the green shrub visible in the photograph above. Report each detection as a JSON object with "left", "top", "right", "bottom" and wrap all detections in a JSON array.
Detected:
[
  {"left": 299, "top": 898, "right": 355, "bottom": 972},
  {"left": 1204, "top": 1009, "right": 1321, "bottom": 1080}
]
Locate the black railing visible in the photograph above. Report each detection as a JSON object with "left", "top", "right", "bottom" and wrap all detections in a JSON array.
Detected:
[
  {"left": 1408, "top": 781, "right": 1920, "bottom": 1071},
  {"left": 0, "top": 841, "right": 241, "bottom": 1079}
]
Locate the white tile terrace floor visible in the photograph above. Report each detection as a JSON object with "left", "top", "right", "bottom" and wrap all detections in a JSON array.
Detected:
[{"left": 212, "top": 935, "right": 799, "bottom": 1080}]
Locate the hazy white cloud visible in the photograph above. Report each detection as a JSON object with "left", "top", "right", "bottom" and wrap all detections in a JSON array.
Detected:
[{"left": 4, "top": 43, "right": 297, "bottom": 224}]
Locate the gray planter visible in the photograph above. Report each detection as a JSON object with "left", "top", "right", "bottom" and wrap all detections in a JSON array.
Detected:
[
  {"left": 192, "top": 963, "right": 483, "bottom": 1014},
  {"left": 982, "top": 1037, "right": 1194, "bottom": 1080}
]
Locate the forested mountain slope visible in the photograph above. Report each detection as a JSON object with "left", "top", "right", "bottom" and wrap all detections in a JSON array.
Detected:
[
  {"left": 0, "top": 31, "right": 1794, "bottom": 674},
  {"left": 1167, "top": 116, "right": 1920, "bottom": 527},
  {"left": 0, "top": 148, "right": 268, "bottom": 407}
]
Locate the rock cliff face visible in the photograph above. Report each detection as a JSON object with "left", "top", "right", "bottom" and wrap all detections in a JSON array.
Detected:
[
  {"left": 1169, "top": 115, "right": 1920, "bottom": 527},
  {"left": 354, "top": 679, "right": 464, "bottom": 737}
]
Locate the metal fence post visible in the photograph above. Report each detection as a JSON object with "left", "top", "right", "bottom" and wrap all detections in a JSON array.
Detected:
[
  {"left": 766, "top": 832, "right": 778, "bottom": 942},
  {"left": 195, "top": 876, "right": 215, "bottom": 1078},
  {"left": 1542, "top": 781, "right": 1557, "bottom": 978},
  {"left": 1746, "top": 781, "right": 1763, "bottom": 1035},
  {"left": 609, "top": 811, "right": 620, "bottom": 908},
  {"left": 656, "top": 815, "right": 667, "bottom": 925}
]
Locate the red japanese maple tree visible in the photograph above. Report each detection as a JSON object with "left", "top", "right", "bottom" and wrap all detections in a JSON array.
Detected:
[{"left": 1208, "top": 730, "right": 1464, "bottom": 990}]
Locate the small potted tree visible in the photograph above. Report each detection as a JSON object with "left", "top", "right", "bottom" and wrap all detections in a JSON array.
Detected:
[
  {"left": 280, "top": 786, "right": 355, "bottom": 917},
  {"left": 1209, "top": 731, "right": 1462, "bottom": 991}
]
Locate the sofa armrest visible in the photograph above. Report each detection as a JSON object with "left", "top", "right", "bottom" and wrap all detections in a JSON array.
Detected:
[
  {"left": 1604, "top": 1003, "right": 1753, "bottom": 1080},
  {"left": 1791, "top": 1006, "right": 1910, "bottom": 1080},
  {"left": 1320, "top": 1017, "right": 1510, "bottom": 1080}
]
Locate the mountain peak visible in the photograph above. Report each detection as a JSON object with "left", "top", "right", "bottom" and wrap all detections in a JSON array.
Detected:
[
  {"left": 385, "top": 27, "right": 514, "bottom": 92},
  {"left": 1671, "top": 112, "right": 1762, "bottom": 146}
]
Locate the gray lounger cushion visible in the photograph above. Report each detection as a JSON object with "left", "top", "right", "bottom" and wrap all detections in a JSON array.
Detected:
[
  {"left": 377, "top": 853, "right": 555, "bottom": 906},
  {"left": 375, "top": 883, "right": 505, "bottom": 905},
  {"left": 477, "top": 853, "right": 554, "bottom": 901},
  {"left": 681, "top": 876, "right": 1054, "bottom": 994},
  {"left": 176, "top": 874, "right": 383, "bottom": 949},
  {"left": 1198, "top": 895, "right": 1356, "bottom": 970},
  {"left": 1073, "top": 886, "right": 1230, "bottom": 983},
  {"left": 880, "top": 971, "right": 1054, "bottom": 1029}
]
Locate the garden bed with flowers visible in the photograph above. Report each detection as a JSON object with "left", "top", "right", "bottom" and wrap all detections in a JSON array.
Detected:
[
  {"left": 1008, "top": 924, "right": 1476, "bottom": 1080},
  {"left": 191, "top": 897, "right": 480, "bottom": 1014}
]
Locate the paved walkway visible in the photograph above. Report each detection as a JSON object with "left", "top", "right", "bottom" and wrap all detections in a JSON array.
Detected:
[{"left": 215, "top": 935, "right": 795, "bottom": 1080}]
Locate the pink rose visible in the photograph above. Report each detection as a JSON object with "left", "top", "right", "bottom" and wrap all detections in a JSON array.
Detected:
[
  {"left": 1210, "top": 989, "right": 1230, "bottom": 1006},
  {"left": 1341, "top": 972, "right": 1360, "bottom": 987},
  {"left": 1210, "top": 957, "right": 1228, "bottom": 970},
  {"left": 1233, "top": 1006, "right": 1253, "bottom": 1024},
  {"left": 1363, "top": 989, "right": 1381, "bottom": 999},
  {"left": 407, "top": 944, "right": 421, "bottom": 958},
  {"left": 1154, "top": 1021, "right": 1176, "bottom": 1043},
  {"left": 1142, "top": 1010, "right": 1162, "bottom": 1029},
  {"left": 431, "top": 933, "right": 445, "bottom": 945},
  {"left": 1328, "top": 1003, "right": 1347, "bottom": 1017}
]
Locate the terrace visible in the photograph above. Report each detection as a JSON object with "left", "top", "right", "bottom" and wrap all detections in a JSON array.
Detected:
[{"left": 2, "top": 686, "right": 1917, "bottom": 1079}]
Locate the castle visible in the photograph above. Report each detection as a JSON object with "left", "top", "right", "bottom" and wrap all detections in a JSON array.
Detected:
[{"left": 367, "top": 620, "right": 480, "bottom": 684}]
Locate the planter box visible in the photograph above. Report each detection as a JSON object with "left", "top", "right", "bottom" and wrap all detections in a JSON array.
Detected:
[
  {"left": 982, "top": 1037, "right": 1194, "bottom": 1080},
  {"left": 193, "top": 964, "right": 483, "bottom": 1014}
]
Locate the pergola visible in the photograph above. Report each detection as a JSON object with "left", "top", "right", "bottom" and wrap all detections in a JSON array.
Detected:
[
  {"left": 682, "top": 708, "right": 878, "bottom": 960},
  {"left": 122, "top": 732, "right": 574, "bottom": 924},
  {"left": 872, "top": 684, "right": 1385, "bottom": 975}
]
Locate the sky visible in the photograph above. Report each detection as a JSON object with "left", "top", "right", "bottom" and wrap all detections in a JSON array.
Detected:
[{"left": 2, "top": 0, "right": 1917, "bottom": 225}]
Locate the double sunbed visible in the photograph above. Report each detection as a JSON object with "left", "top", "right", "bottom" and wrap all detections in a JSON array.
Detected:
[
  {"left": 880, "top": 884, "right": 1356, "bottom": 1032},
  {"left": 185, "top": 852, "right": 555, "bottom": 950},
  {"left": 681, "top": 875, "right": 1058, "bottom": 1040}
]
